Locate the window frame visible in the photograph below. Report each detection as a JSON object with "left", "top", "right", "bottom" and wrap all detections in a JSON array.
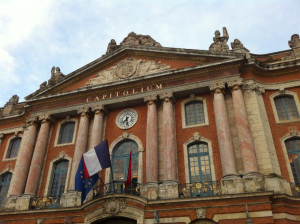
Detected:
[
  {"left": 54, "top": 118, "right": 78, "bottom": 147},
  {"left": 3, "top": 135, "right": 22, "bottom": 161},
  {"left": 271, "top": 91, "right": 300, "bottom": 124},
  {"left": 0, "top": 172, "right": 12, "bottom": 206},
  {"left": 44, "top": 152, "right": 72, "bottom": 197},
  {"left": 181, "top": 97, "right": 209, "bottom": 129},
  {"left": 105, "top": 133, "right": 144, "bottom": 185},
  {"left": 183, "top": 133, "right": 216, "bottom": 184}
]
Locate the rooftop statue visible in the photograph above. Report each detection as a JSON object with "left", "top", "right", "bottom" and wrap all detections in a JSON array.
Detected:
[
  {"left": 105, "top": 32, "right": 162, "bottom": 54},
  {"left": 289, "top": 34, "right": 300, "bottom": 48},
  {"left": 6, "top": 95, "right": 19, "bottom": 106},
  {"left": 48, "top": 66, "right": 65, "bottom": 85},
  {"left": 209, "top": 27, "right": 229, "bottom": 52}
]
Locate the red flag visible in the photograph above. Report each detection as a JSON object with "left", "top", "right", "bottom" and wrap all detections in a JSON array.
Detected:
[{"left": 124, "top": 151, "right": 132, "bottom": 187}]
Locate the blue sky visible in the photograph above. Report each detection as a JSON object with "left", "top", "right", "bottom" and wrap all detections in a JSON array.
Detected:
[{"left": 0, "top": 0, "right": 299, "bottom": 106}]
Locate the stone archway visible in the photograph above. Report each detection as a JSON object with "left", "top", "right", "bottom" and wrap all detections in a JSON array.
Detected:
[{"left": 92, "top": 217, "right": 137, "bottom": 224}]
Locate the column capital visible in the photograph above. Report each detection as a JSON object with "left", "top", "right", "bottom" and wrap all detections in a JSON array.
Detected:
[
  {"left": 144, "top": 95, "right": 158, "bottom": 105},
  {"left": 227, "top": 79, "right": 243, "bottom": 91},
  {"left": 0, "top": 133, "right": 4, "bottom": 140},
  {"left": 39, "top": 113, "right": 54, "bottom": 124},
  {"left": 91, "top": 104, "right": 106, "bottom": 115},
  {"left": 77, "top": 107, "right": 90, "bottom": 117},
  {"left": 209, "top": 81, "right": 225, "bottom": 94},
  {"left": 26, "top": 116, "right": 38, "bottom": 127},
  {"left": 159, "top": 92, "right": 175, "bottom": 103},
  {"left": 242, "top": 81, "right": 265, "bottom": 95}
]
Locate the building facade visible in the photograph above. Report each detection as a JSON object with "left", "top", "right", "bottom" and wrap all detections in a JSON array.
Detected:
[{"left": 0, "top": 29, "right": 300, "bottom": 223}]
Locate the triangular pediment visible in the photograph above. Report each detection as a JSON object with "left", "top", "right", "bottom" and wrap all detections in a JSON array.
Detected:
[{"left": 25, "top": 46, "right": 243, "bottom": 101}]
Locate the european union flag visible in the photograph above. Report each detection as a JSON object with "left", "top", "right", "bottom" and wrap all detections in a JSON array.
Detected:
[{"left": 75, "top": 157, "right": 99, "bottom": 204}]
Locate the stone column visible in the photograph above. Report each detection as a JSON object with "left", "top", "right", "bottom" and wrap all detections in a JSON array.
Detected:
[
  {"left": 158, "top": 92, "right": 178, "bottom": 199},
  {"left": 90, "top": 104, "right": 105, "bottom": 148},
  {"left": 8, "top": 117, "right": 38, "bottom": 197},
  {"left": 144, "top": 95, "right": 159, "bottom": 184},
  {"left": 24, "top": 114, "right": 52, "bottom": 196},
  {"left": 209, "top": 82, "right": 237, "bottom": 178},
  {"left": 68, "top": 108, "right": 90, "bottom": 191},
  {"left": 228, "top": 80, "right": 259, "bottom": 175}
]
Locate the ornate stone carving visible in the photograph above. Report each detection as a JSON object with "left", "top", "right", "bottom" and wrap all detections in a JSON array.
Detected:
[
  {"left": 48, "top": 66, "right": 65, "bottom": 86},
  {"left": 91, "top": 104, "right": 105, "bottom": 114},
  {"left": 103, "top": 198, "right": 126, "bottom": 216},
  {"left": 77, "top": 107, "right": 90, "bottom": 116},
  {"left": 288, "top": 127, "right": 300, "bottom": 137},
  {"left": 159, "top": 92, "right": 174, "bottom": 103},
  {"left": 87, "top": 58, "right": 170, "bottom": 86},
  {"left": 144, "top": 95, "right": 158, "bottom": 104},
  {"left": 39, "top": 113, "right": 53, "bottom": 123},
  {"left": 121, "top": 132, "right": 131, "bottom": 139},
  {"left": 106, "top": 39, "right": 118, "bottom": 54},
  {"left": 209, "top": 27, "right": 229, "bottom": 52},
  {"left": 227, "top": 79, "right": 243, "bottom": 90},
  {"left": 209, "top": 81, "right": 225, "bottom": 92},
  {"left": 231, "top": 39, "right": 249, "bottom": 51},
  {"left": 196, "top": 208, "right": 206, "bottom": 219},
  {"left": 6, "top": 95, "right": 19, "bottom": 106},
  {"left": 289, "top": 34, "right": 300, "bottom": 49},
  {"left": 1, "top": 95, "right": 23, "bottom": 117},
  {"left": 242, "top": 82, "right": 265, "bottom": 95},
  {"left": 26, "top": 116, "right": 38, "bottom": 126},
  {"left": 190, "top": 132, "right": 202, "bottom": 142},
  {"left": 105, "top": 32, "right": 162, "bottom": 54}
]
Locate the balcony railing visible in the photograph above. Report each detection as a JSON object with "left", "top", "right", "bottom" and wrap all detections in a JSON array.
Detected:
[
  {"left": 91, "top": 181, "right": 141, "bottom": 199},
  {"left": 179, "top": 181, "right": 221, "bottom": 198},
  {"left": 30, "top": 196, "right": 60, "bottom": 209}
]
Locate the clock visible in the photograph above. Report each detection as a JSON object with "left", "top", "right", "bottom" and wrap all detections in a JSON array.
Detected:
[{"left": 116, "top": 109, "right": 138, "bottom": 129}]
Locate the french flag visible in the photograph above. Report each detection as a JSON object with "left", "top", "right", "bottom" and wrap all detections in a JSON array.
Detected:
[{"left": 82, "top": 140, "right": 111, "bottom": 178}]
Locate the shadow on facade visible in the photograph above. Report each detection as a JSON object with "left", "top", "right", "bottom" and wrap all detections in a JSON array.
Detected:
[{"left": 92, "top": 217, "right": 137, "bottom": 224}]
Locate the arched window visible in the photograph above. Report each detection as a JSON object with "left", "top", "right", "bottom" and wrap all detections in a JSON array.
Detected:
[
  {"left": 188, "top": 142, "right": 212, "bottom": 183},
  {"left": 6, "top": 137, "right": 21, "bottom": 158},
  {"left": 58, "top": 122, "right": 75, "bottom": 144},
  {"left": 112, "top": 140, "right": 139, "bottom": 183},
  {"left": 48, "top": 160, "right": 69, "bottom": 199},
  {"left": 274, "top": 95, "right": 299, "bottom": 121},
  {"left": 0, "top": 172, "right": 12, "bottom": 206},
  {"left": 285, "top": 138, "right": 300, "bottom": 186},
  {"left": 185, "top": 101, "right": 205, "bottom": 126}
]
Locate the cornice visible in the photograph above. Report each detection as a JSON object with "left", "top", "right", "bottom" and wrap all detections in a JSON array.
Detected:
[{"left": 27, "top": 58, "right": 243, "bottom": 107}]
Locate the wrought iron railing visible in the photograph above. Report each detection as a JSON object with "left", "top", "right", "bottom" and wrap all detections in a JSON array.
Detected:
[
  {"left": 30, "top": 196, "right": 60, "bottom": 209},
  {"left": 91, "top": 181, "right": 141, "bottom": 199},
  {"left": 179, "top": 181, "right": 221, "bottom": 198}
]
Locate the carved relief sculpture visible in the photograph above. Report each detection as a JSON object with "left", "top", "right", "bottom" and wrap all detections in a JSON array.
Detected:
[
  {"left": 105, "top": 32, "right": 162, "bottom": 54},
  {"left": 103, "top": 198, "right": 127, "bottom": 216},
  {"left": 231, "top": 39, "right": 249, "bottom": 52},
  {"left": 288, "top": 34, "right": 300, "bottom": 49},
  {"left": 48, "top": 66, "right": 65, "bottom": 85},
  {"left": 87, "top": 58, "right": 170, "bottom": 86},
  {"left": 209, "top": 27, "right": 229, "bottom": 52}
]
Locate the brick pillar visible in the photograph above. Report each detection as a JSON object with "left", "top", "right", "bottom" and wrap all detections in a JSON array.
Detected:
[
  {"left": 144, "top": 95, "right": 158, "bottom": 184},
  {"left": 24, "top": 114, "right": 52, "bottom": 196},
  {"left": 209, "top": 82, "right": 237, "bottom": 178},
  {"left": 90, "top": 105, "right": 105, "bottom": 148},
  {"left": 68, "top": 108, "right": 90, "bottom": 191},
  {"left": 8, "top": 117, "right": 38, "bottom": 197},
  {"left": 228, "top": 80, "right": 259, "bottom": 175}
]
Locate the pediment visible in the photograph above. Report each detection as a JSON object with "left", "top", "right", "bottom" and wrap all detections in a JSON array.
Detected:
[
  {"left": 86, "top": 58, "right": 170, "bottom": 86},
  {"left": 25, "top": 46, "right": 243, "bottom": 101}
]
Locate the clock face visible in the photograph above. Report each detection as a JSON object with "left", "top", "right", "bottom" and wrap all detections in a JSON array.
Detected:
[{"left": 116, "top": 109, "right": 138, "bottom": 129}]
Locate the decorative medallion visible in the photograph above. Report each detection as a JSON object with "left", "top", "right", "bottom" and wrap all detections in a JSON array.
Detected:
[
  {"left": 116, "top": 109, "right": 138, "bottom": 130},
  {"left": 104, "top": 198, "right": 127, "bottom": 216},
  {"left": 116, "top": 58, "right": 138, "bottom": 79}
]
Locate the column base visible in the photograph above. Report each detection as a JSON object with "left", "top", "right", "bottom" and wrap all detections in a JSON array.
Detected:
[
  {"left": 264, "top": 174, "right": 292, "bottom": 195},
  {"left": 60, "top": 191, "right": 81, "bottom": 208},
  {"left": 141, "top": 183, "right": 159, "bottom": 200},
  {"left": 243, "top": 173, "right": 265, "bottom": 193},
  {"left": 15, "top": 194, "right": 34, "bottom": 211},
  {"left": 158, "top": 181, "right": 179, "bottom": 199},
  {"left": 221, "top": 176, "right": 244, "bottom": 194},
  {"left": 3, "top": 195, "right": 18, "bottom": 211}
]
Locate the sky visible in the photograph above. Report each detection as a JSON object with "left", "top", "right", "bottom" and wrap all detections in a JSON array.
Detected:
[{"left": 0, "top": 0, "right": 299, "bottom": 106}]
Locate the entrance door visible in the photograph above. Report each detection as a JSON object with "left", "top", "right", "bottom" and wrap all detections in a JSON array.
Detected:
[{"left": 92, "top": 217, "right": 137, "bottom": 224}]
